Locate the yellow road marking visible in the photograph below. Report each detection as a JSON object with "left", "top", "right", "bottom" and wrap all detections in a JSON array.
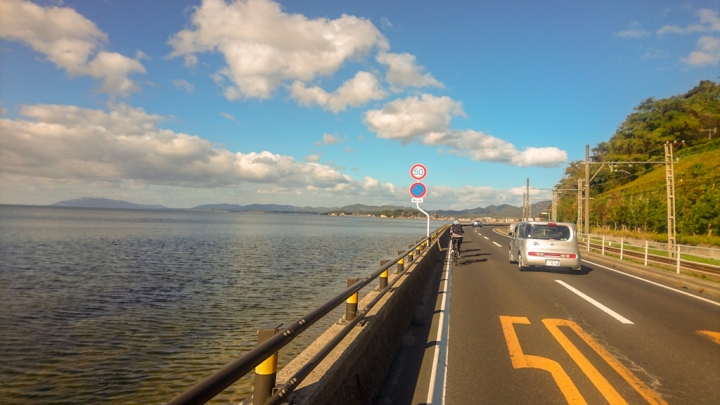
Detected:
[
  {"left": 543, "top": 319, "right": 627, "bottom": 404},
  {"left": 697, "top": 330, "right": 720, "bottom": 345},
  {"left": 500, "top": 316, "right": 587, "bottom": 405},
  {"left": 544, "top": 319, "right": 668, "bottom": 405}
]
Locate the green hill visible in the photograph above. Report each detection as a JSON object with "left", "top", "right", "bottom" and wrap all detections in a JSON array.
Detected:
[{"left": 554, "top": 80, "right": 720, "bottom": 246}]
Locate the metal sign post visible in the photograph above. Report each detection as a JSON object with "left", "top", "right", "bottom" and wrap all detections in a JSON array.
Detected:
[{"left": 409, "top": 164, "right": 430, "bottom": 239}]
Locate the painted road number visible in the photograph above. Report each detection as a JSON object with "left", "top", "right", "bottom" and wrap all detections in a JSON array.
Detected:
[{"left": 500, "top": 316, "right": 668, "bottom": 405}]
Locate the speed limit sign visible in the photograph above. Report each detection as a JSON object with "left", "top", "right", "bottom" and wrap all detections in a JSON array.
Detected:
[{"left": 410, "top": 164, "right": 427, "bottom": 181}]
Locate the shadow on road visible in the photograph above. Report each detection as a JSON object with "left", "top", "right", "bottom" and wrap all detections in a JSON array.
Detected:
[{"left": 519, "top": 265, "right": 594, "bottom": 275}]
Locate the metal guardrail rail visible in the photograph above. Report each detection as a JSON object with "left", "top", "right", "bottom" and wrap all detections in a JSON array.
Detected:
[{"left": 166, "top": 224, "right": 450, "bottom": 405}]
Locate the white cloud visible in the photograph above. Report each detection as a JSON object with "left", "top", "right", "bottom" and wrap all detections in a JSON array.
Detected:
[
  {"left": 364, "top": 95, "right": 568, "bottom": 167},
  {"left": 323, "top": 134, "right": 340, "bottom": 144},
  {"left": 376, "top": 52, "right": 443, "bottom": 90},
  {"left": 0, "top": 102, "right": 415, "bottom": 206},
  {"left": 173, "top": 79, "right": 195, "bottom": 93},
  {"left": 0, "top": 103, "right": 355, "bottom": 189},
  {"left": 291, "top": 71, "right": 388, "bottom": 112},
  {"left": 364, "top": 94, "right": 464, "bottom": 143},
  {"left": 0, "top": 0, "right": 145, "bottom": 96},
  {"left": 168, "top": 0, "right": 388, "bottom": 100},
  {"left": 658, "top": 9, "right": 720, "bottom": 35},
  {"left": 220, "top": 111, "right": 236, "bottom": 121},
  {"left": 682, "top": 35, "right": 720, "bottom": 66},
  {"left": 316, "top": 133, "right": 346, "bottom": 146},
  {"left": 655, "top": 8, "right": 720, "bottom": 67}
]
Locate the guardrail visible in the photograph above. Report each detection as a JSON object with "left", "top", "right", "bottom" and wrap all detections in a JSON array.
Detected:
[
  {"left": 166, "top": 224, "right": 450, "bottom": 405},
  {"left": 578, "top": 234, "right": 720, "bottom": 277}
]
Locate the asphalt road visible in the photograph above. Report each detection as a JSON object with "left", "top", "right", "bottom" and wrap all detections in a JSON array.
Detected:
[{"left": 376, "top": 226, "right": 720, "bottom": 405}]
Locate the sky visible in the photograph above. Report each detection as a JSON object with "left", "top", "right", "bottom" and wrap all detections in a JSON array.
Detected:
[{"left": 1, "top": 0, "right": 719, "bottom": 210}]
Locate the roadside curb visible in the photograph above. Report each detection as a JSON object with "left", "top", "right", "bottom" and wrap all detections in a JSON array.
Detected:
[{"left": 582, "top": 250, "right": 720, "bottom": 303}]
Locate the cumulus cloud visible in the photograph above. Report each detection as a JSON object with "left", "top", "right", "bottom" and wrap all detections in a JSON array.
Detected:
[
  {"left": 0, "top": 103, "right": 358, "bottom": 190},
  {"left": 291, "top": 71, "right": 388, "bottom": 112},
  {"left": 376, "top": 52, "right": 443, "bottom": 90},
  {"left": 682, "top": 35, "right": 720, "bottom": 66},
  {"left": 364, "top": 94, "right": 464, "bottom": 143},
  {"left": 364, "top": 95, "right": 568, "bottom": 167},
  {"left": 656, "top": 8, "right": 720, "bottom": 67},
  {"left": 168, "top": 0, "right": 388, "bottom": 100},
  {"left": 316, "top": 133, "right": 346, "bottom": 146},
  {"left": 0, "top": 0, "right": 145, "bottom": 96}
]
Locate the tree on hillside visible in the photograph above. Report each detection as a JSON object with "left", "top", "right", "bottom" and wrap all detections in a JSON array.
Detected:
[{"left": 555, "top": 80, "right": 720, "bottom": 239}]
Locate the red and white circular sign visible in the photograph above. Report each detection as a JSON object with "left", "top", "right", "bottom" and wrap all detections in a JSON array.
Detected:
[{"left": 410, "top": 163, "right": 427, "bottom": 181}]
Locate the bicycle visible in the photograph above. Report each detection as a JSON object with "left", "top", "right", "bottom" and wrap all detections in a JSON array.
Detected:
[{"left": 450, "top": 236, "right": 461, "bottom": 265}]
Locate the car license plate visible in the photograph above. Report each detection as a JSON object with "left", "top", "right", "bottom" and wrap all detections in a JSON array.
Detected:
[{"left": 546, "top": 259, "right": 560, "bottom": 266}]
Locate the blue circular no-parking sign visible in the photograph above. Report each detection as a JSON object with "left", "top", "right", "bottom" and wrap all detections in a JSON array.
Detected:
[{"left": 409, "top": 182, "right": 427, "bottom": 198}]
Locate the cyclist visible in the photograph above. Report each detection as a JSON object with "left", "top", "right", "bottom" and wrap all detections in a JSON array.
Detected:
[{"left": 450, "top": 219, "right": 465, "bottom": 257}]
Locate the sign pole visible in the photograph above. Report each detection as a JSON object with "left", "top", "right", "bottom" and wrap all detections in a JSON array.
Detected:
[{"left": 416, "top": 201, "right": 430, "bottom": 239}]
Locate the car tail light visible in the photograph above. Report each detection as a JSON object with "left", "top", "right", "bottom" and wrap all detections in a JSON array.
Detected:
[{"left": 528, "top": 252, "right": 576, "bottom": 258}]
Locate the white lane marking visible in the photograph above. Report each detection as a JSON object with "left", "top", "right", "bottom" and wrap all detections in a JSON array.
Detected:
[
  {"left": 583, "top": 259, "right": 720, "bottom": 308},
  {"left": 555, "top": 280, "right": 634, "bottom": 324},
  {"left": 483, "top": 236, "right": 489, "bottom": 240},
  {"left": 493, "top": 242, "right": 502, "bottom": 247},
  {"left": 427, "top": 248, "right": 453, "bottom": 404}
]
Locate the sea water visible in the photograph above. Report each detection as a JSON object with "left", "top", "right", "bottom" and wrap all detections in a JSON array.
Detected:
[{"left": 0, "top": 205, "right": 444, "bottom": 404}]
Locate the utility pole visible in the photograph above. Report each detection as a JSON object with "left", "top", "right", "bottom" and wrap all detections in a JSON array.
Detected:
[
  {"left": 577, "top": 179, "right": 583, "bottom": 232},
  {"left": 526, "top": 178, "right": 530, "bottom": 220},
  {"left": 664, "top": 142, "right": 677, "bottom": 257},
  {"left": 552, "top": 190, "right": 558, "bottom": 222},
  {"left": 584, "top": 145, "right": 590, "bottom": 234},
  {"left": 701, "top": 127, "right": 716, "bottom": 140}
]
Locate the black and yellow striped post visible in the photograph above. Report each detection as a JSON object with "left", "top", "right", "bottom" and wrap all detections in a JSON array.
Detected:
[
  {"left": 396, "top": 250, "right": 405, "bottom": 274},
  {"left": 378, "top": 260, "right": 389, "bottom": 290},
  {"left": 407, "top": 245, "right": 414, "bottom": 264},
  {"left": 345, "top": 278, "right": 360, "bottom": 321},
  {"left": 416, "top": 242, "right": 422, "bottom": 257},
  {"left": 253, "top": 323, "right": 283, "bottom": 405}
]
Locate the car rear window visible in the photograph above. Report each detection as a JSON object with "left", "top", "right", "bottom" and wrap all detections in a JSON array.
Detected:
[{"left": 528, "top": 225, "right": 571, "bottom": 240}]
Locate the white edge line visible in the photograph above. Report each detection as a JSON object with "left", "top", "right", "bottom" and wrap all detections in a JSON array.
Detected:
[
  {"left": 583, "top": 259, "right": 720, "bottom": 307},
  {"left": 427, "top": 249, "right": 452, "bottom": 404},
  {"left": 555, "top": 279, "right": 634, "bottom": 324}
]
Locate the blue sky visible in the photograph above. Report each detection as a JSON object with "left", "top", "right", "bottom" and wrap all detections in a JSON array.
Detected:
[{"left": 1, "top": 0, "right": 719, "bottom": 210}]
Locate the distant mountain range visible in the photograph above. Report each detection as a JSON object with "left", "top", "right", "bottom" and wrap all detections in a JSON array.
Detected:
[
  {"left": 50, "top": 197, "right": 168, "bottom": 210},
  {"left": 49, "top": 197, "right": 551, "bottom": 218}
]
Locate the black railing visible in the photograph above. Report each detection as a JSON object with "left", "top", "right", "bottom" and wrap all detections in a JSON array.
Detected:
[{"left": 167, "top": 225, "right": 449, "bottom": 405}]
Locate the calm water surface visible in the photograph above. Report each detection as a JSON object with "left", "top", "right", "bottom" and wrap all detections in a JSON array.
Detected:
[{"left": 0, "top": 206, "right": 445, "bottom": 404}]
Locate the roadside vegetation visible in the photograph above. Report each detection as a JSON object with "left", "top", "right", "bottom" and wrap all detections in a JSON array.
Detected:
[{"left": 555, "top": 80, "right": 720, "bottom": 247}]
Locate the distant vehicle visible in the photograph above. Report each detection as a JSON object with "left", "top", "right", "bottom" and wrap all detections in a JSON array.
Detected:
[
  {"left": 508, "top": 221, "right": 581, "bottom": 272},
  {"left": 473, "top": 220, "right": 482, "bottom": 227}
]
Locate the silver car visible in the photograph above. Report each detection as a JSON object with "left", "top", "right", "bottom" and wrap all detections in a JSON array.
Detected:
[{"left": 508, "top": 221, "right": 581, "bottom": 272}]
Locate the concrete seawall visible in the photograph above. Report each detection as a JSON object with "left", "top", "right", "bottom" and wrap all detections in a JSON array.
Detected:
[{"left": 275, "top": 234, "right": 445, "bottom": 404}]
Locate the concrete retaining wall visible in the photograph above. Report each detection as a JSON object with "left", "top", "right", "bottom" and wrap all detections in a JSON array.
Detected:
[{"left": 275, "top": 236, "right": 444, "bottom": 405}]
